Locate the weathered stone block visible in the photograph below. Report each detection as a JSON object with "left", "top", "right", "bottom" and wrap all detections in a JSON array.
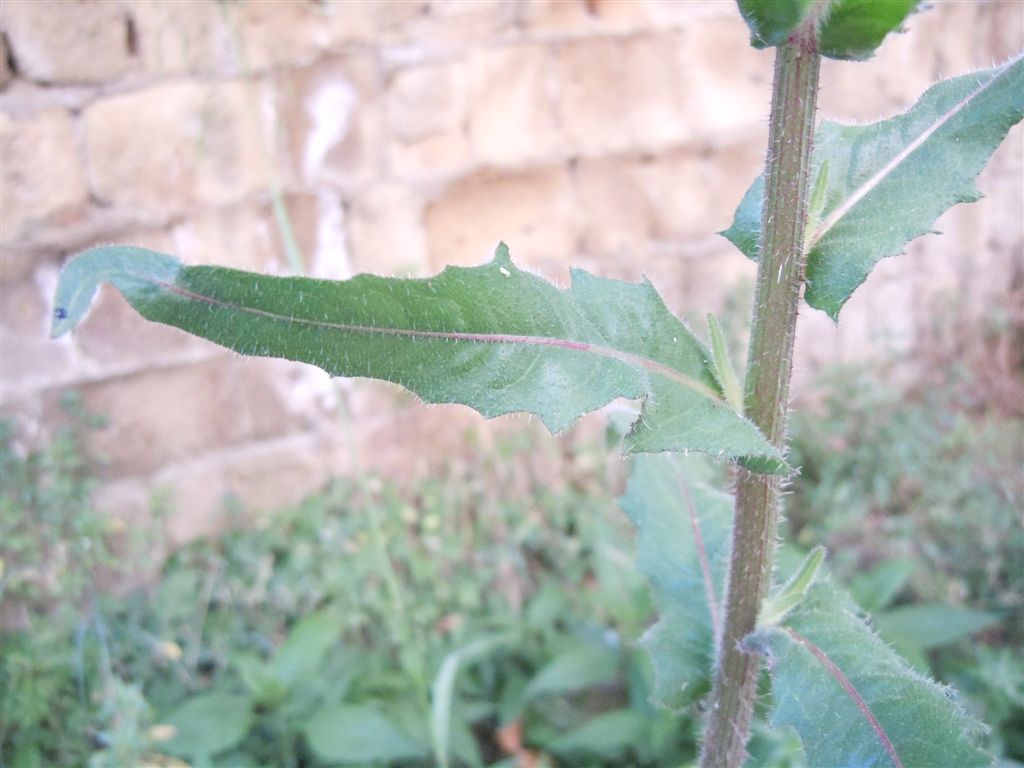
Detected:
[
  {"left": 1, "top": 33, "right": 13, "bottom": 89},
  {"left": 84, "top": 81, "right": 271, "bottom": 214},
  {"left": 387, "top": 131, "right": 473, "bottom": 181},
  {"left": 2, "top": 0, "right": 136, "bottom": 84},
  {"left": 275, "top": 55, "right": 381, "bottom": 191},
  {"left": 347, "top": 183, "right": 428, "bottom": 276},
  {"left": 1, "top": 109, "right": 88, "bottom": 243},
  {"left": 675, "top": 16, "right": 773, "bottom": 138},
  {"left": 150, "top": 430, "right": 345, "bottom": 545},
  {"left": 387, "top": 62, "right": 465, "bottom": 143},
  {"left": 520, "top": 0, "right": 649, "bottom": 34},
  {"left": 173, "top": 204, "right": 279, "bottom": 273},
  {"left": 467, "top": 44, "right": 562, "bottom": 166},
  {"left": 68, "top": 356, "right": 303, "bottom": 480},
  {"left": 574, "top": 156, "right": 654, "bottom": 255},
  {"left": 129, "top": 0, "right": 226, "bottom": 76},
  {"left": 0, "top": 278, "right": 76, "bottom": 402},
  {"left": 556, "top": 34, "right": 689, "bottom": 155},
  {"left": 425, "top": 166, "right": 578, "bottom": 273}
]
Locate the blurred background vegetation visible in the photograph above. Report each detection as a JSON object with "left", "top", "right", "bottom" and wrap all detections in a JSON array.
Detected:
[{"left": 2, "top": 307, "right": 1021, "bottom": 768}]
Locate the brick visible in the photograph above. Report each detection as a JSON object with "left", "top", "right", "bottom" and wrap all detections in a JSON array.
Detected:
[
  {"left": 68, "top": 356, "right": 300, "bottom": 480},
  {"left": 415, "top": 0, "right": 513, "bottom": 44},
  {"left": 275, "top": 55, "right": 381, "bottom": 192},
  {"left": 467, "top": 44, "right": 561, "bottom": 167},
  {"left": 129, "top": 0, "right": 229, "bottom": 76},
  {"left": 0, "top": 244, "right": 46, "bottom": 285},
  {"left": 425, "top": 166, "right": 578, "bottom": 273},
  {"left": 387, "top": 130, "right": 473, "bottom": 181},
  {"left": 1, "top": 109, "right": 88, "bottom": 243},
  {"left": 347, "top": 183, "right": 428, "bottom": 276},
  {"left": 172, "top": 204, "right": 279, "bottom": 273},
  {"left": 574, "top": 156, "right": 654, "bottom": 256},
  {"left": 221, "top": 0, "right": 335, "bottom": 71},
  {"left": 153, "top": 431, "right": 345, "bottom": 545},
  {"left": 675, "top": 16, "right": 773, "bottom": 138},
  {"left": 2, "top": 0, "right": 137, "bottom": 84},
  {"left": 520, "top": 0, "right": 649, "bottom": 34},
  {"left": 384, "top": 60, "right": 471, "bottom": 179},
  {"left": 556, "top": 34, "right": 690, "bottom": 155},
  {"left": 83, "top": 81, "right": 271, "bottom": 214},
  {"left": 1, "top": 32, "right": 12, "bottom": 89},
  {"left": 643, "top": 0, "right": 734, "bottom": 30},
  {"left": 387, "top": 62, "right": 465, "bottom": 143},
  {"left": 132, "top": 0, "right": 364, "bottom": 76},
  {"left": 0, "top": 278, "right": 76, "bottom": 401}
]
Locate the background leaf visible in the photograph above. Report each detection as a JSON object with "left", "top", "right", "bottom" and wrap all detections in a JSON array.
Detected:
[
  {"left": 724, "top": 56, "right": 1024, "bottom": 319},
  {"left": 159, "top": 694, "right": 253, "bottom": 761},
  {"left": 303, "top": 704, "right": 429, "bottom": 764},
  {"left": 523, "top": 643, "right": 619, "bottom": 700},
  {"left": 268, "top": 609, "right": 345, "bottom": 686},
  {"left": 848, "top": 559, "right": 915, "bottom": 613},
  {"left": 875, "top": 603, "right": 1001, "bottom": 659},
  {"left": 51, "top": 244, "right": 783, "bottom": 471},
  {"left": 546, "top": 709, "right": 648, "bottom": 760},
  {"left": 619, "top": 454, "right": 733, "bottom": 708},
  {"left": 763, "top": 581, "right": 991, "bottom": 768}
]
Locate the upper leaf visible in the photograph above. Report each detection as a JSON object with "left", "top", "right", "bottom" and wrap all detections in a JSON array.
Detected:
[
  {"left": 51, "top": 244, "right": 784, "bottom": 470},
  {"left": 737, "top": 0, "right": 917, "bottom": 60},
  {"left": 759, "top": 581, "right": 990, "bottom": 767},
  {"left": 737, "top": 0, "right": 814, "bottom": 49},
  {"left": 724, "top": 56, "right": 1024, "bottom": 319},
  {"left": 619, "top": 454, "right": 733, "bottom": 708}
]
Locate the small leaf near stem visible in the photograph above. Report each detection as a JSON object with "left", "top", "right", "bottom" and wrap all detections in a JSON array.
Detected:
[
  {"left": 759, "top": 546, "right": 825, "bottom": 627},
  {"left": 706, "top": 314, "right": 745, "bottom": 414}
]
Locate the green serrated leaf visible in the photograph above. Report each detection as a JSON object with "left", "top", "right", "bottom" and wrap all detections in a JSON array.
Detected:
[
  {"left": 736, "top": 0, "right": 916, "bottom": 60},
  {"left": 724, "top": 55, "right": 1024, "bottom": 319},
  {"left": 706, "top": 314, "right": 744, "bottom": 413},
  {"left": 619, "top": 454, "right": 733, "bottom": 708},
  {"left": 304, "top": 704, "right": 429, "bottom": 764},
  {"left": 51, "top": 243, "right": 785, "bottom": 471},
  {"left": 762, "top": 581, "right": 990, "bottom": 768}
]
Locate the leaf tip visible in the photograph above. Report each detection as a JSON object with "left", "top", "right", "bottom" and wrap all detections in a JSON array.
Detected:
[{"left": 493, "top": 241, "right": 513, "bottom": 266}]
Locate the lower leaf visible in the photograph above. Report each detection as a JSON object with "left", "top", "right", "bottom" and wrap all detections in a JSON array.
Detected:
[
  {"left": 619, "top": 454, "right": 732, "bottom": 709},
  {"left": 761, "top": 580, "right": 990, "bottom": 767}
]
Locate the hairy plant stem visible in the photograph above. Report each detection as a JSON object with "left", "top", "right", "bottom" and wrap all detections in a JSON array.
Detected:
[{"left": 700, "top": 35, "right": 821, "bottom": 768}]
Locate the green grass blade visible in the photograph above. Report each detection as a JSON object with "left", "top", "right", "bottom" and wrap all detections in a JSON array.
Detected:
[{"left": 706, "top": 313, "right": 745, "bottom": 414}]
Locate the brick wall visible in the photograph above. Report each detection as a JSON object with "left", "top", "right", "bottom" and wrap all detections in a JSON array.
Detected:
[{"left": 2, "top": 0, "right": 1021, "bottom": 542}]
